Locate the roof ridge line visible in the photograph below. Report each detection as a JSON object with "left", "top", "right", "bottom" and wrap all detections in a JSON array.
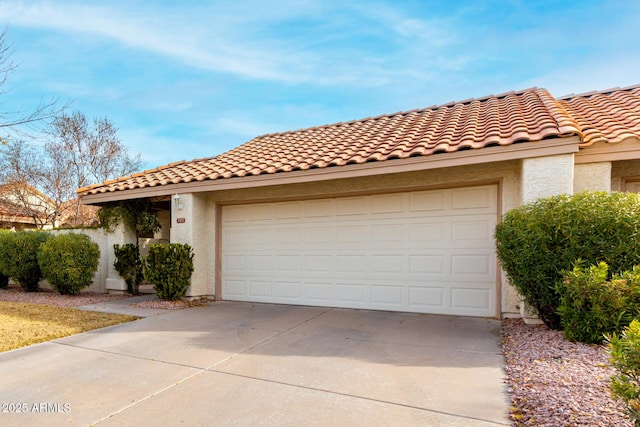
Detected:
[
  {"left": 558, "top": 83, "right": 640, "bottom": 100},
  {"left": 254, "top": 87, "right": 542, "bottom": 139}
]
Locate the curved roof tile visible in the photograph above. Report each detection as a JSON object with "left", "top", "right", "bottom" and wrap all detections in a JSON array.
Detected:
[{"left": 79, "top": 86, "right": 640, "bottom": 196}]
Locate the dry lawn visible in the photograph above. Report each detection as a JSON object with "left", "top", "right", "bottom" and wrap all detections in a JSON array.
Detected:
[{"left": 0, "top": 301, "right": 138, "bottom": 352}]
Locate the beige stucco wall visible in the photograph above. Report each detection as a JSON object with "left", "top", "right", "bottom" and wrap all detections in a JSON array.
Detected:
[
  {"left": 574, "top": 162, "right": 612, "bottom": 192},
  {"left": 521, "top": 154, "right": 574, "bottom": 203},
  {"left": 170, "top": 192, "right": 215, "bottom": 298},
  {"left": 612, "top": 159, "right": 640, "bottom": 191}
]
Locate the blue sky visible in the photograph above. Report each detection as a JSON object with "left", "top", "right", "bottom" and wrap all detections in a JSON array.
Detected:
[{"left": 0, "top": 0, "right": 638, "bottom": 170}]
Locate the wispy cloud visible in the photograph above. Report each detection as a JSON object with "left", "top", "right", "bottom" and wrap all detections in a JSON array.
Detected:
[{"left": 0, "top": 1, "right": 459, "bottom": 88}]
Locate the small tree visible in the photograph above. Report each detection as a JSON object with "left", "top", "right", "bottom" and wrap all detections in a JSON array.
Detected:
[
  {"left": 38, "top": 233, "right": 100, "bottom": 295},
  {"left": 113, "top": 243, "right": 143, "bottom": 294},
  {"left": 0, "top": 230, "right": 50, "bottom": 291},
  {"left": 143, "top": 244, "right": 194, "bottom": 301}
]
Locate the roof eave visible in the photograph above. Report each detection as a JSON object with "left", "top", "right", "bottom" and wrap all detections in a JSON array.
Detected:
[{"left": 80, "top": 136, "right": 580, "bottom": 205}]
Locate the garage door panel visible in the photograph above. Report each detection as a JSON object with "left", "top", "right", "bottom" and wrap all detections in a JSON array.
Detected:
[
  {"left": 275, "top": 255, "right": 302, "bottom": 272},
  {"left": 336, "top": 225, "right": 368, "bottom": 244},
  {"left": 304, "top": 283, "right": 334, "bottom": 302},
  {"left": 371, "top": 285, "right": 404, "bottom": 306},
  {"left": 409, "top": 255, "right": 446, "bottom": 275},
  {"left": 336, "top": 196, "right": 369, "bottom": 216},
  {"left": 371, "top": 255, "right": 404, "bottom": 273},
  {"left": 409, "top": 190, "right": 447, "bottom": 212},
  {"left": 275, "top": 282, "right": 302, "bottom": 300},
  {"left": 372, "top": 223, "right": 404, "bottom": 244},
  {"left": 408, "top": 221, "right": 447, "bottom": 243},
  {"left": 304, "top": 255, "right": 333, "bottom": 272},
  {"left": 277, "top": 228, "right": 303, "bottom": 246},
  {"left": 371, "top": 193, "right": 405, "bottom": 214},
  {"left": 451, "top": 220, "right": 495, "bottom": 247},
  {"left": 451, "top": 187, "right": 496, "bottom": 211},
  {"left": 451, "top": 287, "right": 492, "bottom": 311},
  {"left": 222, "top": 185, "right": 498, "bottom": 317},
  {"left": 451, "top": 254, "right": 495, "bottom": 278},
  {"left": 408, "top": 287, "right": 445, "bottom": 309},
  {"left": 248, "top": 281, "right": 273, "bottom": 298},
  {"left": 336, "top": 255, "right": 367, "bottom": 273},
  {"left": 247, "top": 255, "right": 273, "bottom": 272},
  {"left": 336, "top": 283, "right": 368, "bottom": 304},
  {"left": 274, "top": 201, "right": 304, "bottom": 219},
  {"left": 305, "top": 199, "right": 335, "bottom": 217},
  {"left": 223, "top": 280, "right": 246, "bottom": 298}
]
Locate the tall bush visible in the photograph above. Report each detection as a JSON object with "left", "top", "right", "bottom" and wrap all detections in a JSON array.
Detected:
[
  {"left": 143, "top": 243, "right": 194, "bottom": 301},
  {"left": 495, "top": 191, "right": 640, "bottom": 330},
  {"left": 38, "top": 233, "right": 100, "bottom": 295},
  {"left": 559, "top": 262, "right": 640, "bottom": 343},
  {"left": 609, "top": 319, "right": 640, "bottom": 425},
  {"left": 0, "top": 231, "right": 50, "bottom": 292},
  {"left": 113, "top": 243, "right": 143, "bottom": 294}
]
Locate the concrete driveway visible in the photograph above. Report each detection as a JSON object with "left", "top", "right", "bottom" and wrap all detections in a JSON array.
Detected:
[{"left": 0, "top": 301, "right": 510, "bottom": 426}]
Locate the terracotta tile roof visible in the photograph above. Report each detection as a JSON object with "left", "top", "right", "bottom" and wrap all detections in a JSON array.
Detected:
[
  {"left": 0, "top": 199, "right": 36, "bottom": 221},
  {"left": 78, "top": 85, "right": 640, "bottom": 197},
  {"left": 559, "top": 84, "right": 640, "bottom": 147}
]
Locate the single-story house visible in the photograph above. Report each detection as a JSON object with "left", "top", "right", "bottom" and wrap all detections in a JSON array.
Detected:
[
  {"left": 78, "top": 84, "right": 640, "bottom": 319},
  {"left": 0, "top": 183, "right": 52, "bottom": 230}
]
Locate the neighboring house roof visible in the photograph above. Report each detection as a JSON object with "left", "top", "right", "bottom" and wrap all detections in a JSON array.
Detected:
[
  {"left": 78, "top": 84, "right": 640, "bottom": 197},
  {"left": 0, "top": 199, "right": 34, "bottom": 220},
  {"left": 0, "top": 183, "right": 50, "bottom": 224},
  {"left": 559, "top": 86, "right": 640, "bottom": 146}
]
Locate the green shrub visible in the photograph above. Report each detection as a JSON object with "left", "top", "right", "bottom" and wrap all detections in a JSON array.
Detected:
[
  {"left": 495, "top": 191, "right": 640, "bottom": 329},
  {"left": 609, "top": 319, "right": 640, "bottom": 425},
  {"left": 143, "top": 243, "right": 194, "bottom": 301},
  {"left": 559, "top": 262, "right": 640, "bottom": 343},
  {"left": 0, "top": 231, "right": 50, "bottom": 292},
  {"left": 0, "top": 230, "right": 9, "bottom": 288},
  {"left": 113, "top": 243, "right": 143, "bottom": 294},
  {"left": 38, "top": 233, "right": 100, "bottom": 295}
]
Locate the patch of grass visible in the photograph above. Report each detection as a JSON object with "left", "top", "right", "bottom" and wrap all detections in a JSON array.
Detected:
[{"left": 0, "top": 301, "right": 138, "bottom": 352}]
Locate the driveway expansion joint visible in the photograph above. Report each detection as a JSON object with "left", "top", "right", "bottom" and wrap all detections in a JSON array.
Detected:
[{"left": 207, "top": 369, "right": 510, "bottom": 426}]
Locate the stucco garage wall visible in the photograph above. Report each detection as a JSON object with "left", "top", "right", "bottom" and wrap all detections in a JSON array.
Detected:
[
  {"left": 612, "top": 159, "right": 640, "bottom": 191},
  {"left": 204, "top": 160, "right": 523, "bottom": 316}
]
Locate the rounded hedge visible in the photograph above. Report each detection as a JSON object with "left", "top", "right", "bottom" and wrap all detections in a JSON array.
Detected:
[
  {"left": 495, "top": 191, "right": 640, "bottom": 329},
  {"left": 0, "top": 231, "right": 51, "bottom": 292},
  {"left": 143, "top": 243, "right": 194, "bottom": 301},
  {"left": 38, "top": 233, "right": 100, "bottom": 295}
]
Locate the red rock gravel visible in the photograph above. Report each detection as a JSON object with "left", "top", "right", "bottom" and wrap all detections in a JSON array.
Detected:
[
  {"left": 0, "top": 283, "right": 129, "bottom": 307},
  {"left": 0, "top": 283, "right": 210, "bottom": 310},
  {"left": 502, "top": 318, "right": 632, "bottom": 426},
  {"left": 129, "top": 298, "right": 209, "bottom": 310}
]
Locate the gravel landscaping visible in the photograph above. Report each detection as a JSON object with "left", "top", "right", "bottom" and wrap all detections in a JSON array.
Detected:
[
  {"left": 0, "top": 283, "right": 129, "bottom": 307},
  {"left": 502, "top": 318, "right": 632, "bottom": 426},
  {"left": 0, "top": 283, "right": 209, "bottom": 310}
]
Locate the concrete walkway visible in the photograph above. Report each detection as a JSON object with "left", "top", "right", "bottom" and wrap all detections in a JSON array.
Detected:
[{"left": 0, "top": 300, "right": 510, "bottom": 426}]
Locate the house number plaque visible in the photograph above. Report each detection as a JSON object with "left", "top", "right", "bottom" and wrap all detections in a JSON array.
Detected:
[{"left": 176, "top": 218, "right": 186, "bottom": 223}]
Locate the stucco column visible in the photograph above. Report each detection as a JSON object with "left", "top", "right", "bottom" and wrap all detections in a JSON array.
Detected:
[
  {"left": 573, "top": 162, "right": 612, "bottom": 193},
  {"left": 521, "top": 154, "right": 574, "bottom": 203},
  {"left": 105, "top": 222, "right": 136, "bottom": 293},
  {"left": 518, "top": 154, "right": 574, "bottom": 323},
  {"left": 170, "top": 192, "right": 214, "bottom": 298}
]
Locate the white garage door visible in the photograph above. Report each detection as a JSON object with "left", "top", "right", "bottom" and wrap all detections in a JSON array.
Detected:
[{"left": 221, "top": 185, "right": 498, "bottom": 316}]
